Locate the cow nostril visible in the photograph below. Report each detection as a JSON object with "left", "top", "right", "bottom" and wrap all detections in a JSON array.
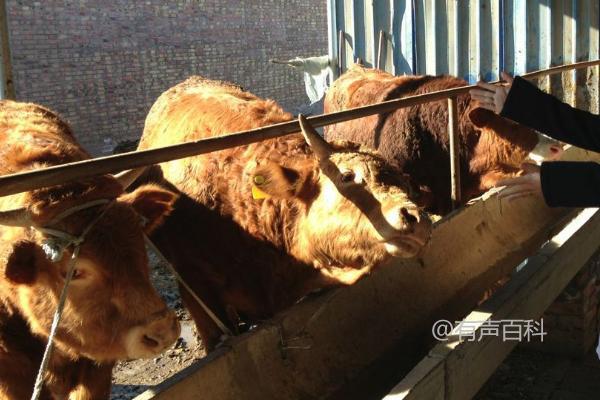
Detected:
[
  {"left": 142, "top": 334, "right": 160, "bottom": 348},
  {"left": 400, "top": 207, "right": 419, "bottom": 224},
  {"left": 550, "top": 145, "right": 562, "bottom": 155}
]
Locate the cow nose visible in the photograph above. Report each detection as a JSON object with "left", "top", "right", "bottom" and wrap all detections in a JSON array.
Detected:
[
  {"left": 383, "top": 204, "right": 422, "bottom": 231},
  {"left": 549, "top": 145, "right": 563, "bottom": 159},
  {"left": 130, "top": 310, "right": 181, "bottom": 358},
  {"left": 140, "top": 310, "right": 180, "bottom": 354},
  {"left": 400, "top": 207, "right": 420, "bottom": 224}
]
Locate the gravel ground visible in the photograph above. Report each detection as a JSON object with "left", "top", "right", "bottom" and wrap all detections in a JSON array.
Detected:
[
  {"left": 110, "top": 251, "right": 207, "bottom": 400},
  {"left": 475, "top": 347, "right": 600, "bottom": 400}
]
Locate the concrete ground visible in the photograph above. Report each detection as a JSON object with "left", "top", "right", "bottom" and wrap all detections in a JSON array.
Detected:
[{"left": 475, "top": 346, "right": 600, "bottom": 400}]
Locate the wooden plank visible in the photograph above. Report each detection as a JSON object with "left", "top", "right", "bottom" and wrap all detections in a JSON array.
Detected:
[
  {"left": 384, "top": 355, "right": 445, "bottom": 400},
  {"left": 447, "top": 208, "right": 600, "bottom": 400},
  {"left": 377, "top": 30, "right": 386, "bottom": 70},
  {"left": 387, "top": 207, "right": 600, "bottom": 400},
  {"left": 0, "top": 60, "right": 598, "bottom": 198}
]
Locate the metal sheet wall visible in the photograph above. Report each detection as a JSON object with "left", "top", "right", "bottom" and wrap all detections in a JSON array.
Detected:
[{"left": 328, "top": 0, "right": 599, "bottom": 112}]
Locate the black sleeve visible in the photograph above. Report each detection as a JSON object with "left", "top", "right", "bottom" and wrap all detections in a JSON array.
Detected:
[
  {"left": 501, "top": 76, "right": 600, "bottom": 152},
  {"left": 540, "top": 161, "right": 600, "bottom": 207}
]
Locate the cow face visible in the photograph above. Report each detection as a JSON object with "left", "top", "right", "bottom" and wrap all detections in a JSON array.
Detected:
[
  {"left": 2, "top": 184, "right": 180, "bottom": 362},
  {"left": 249, "top": 116, "right": 432, "bottom": 284}
]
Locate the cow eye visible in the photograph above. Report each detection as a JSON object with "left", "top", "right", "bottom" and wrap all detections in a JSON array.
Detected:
[
  {"left": 61, "top": 268, "right": 84, "bottom": 280},
  {"left": 72, "top": 269, "right": 84, "bottom": 279},
  {"left": 340, "top": 171, "right": 356, "bottom": 183}
]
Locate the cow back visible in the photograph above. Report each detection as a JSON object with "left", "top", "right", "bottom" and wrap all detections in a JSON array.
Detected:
[{"left": 0, "top": 100, "right": 88, "bottom": 176}]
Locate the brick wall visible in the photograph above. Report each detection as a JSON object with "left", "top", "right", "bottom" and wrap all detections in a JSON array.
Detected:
[{"left": 5, "top": 0, "right": 328, "bottom": 155}]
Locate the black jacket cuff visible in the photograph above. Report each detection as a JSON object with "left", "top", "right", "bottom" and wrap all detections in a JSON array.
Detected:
[
  {"left": 540, "top": 161, "right": 600, "bottom": 207},
  {"left": 500, "top": 76, "right": 540, "bottom": 123}
]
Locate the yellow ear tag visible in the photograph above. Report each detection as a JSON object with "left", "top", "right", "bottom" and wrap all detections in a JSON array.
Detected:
[
  {"left": 252, "top": 175, "right": 271, "bottom": 200},
  {"left": 252, "top": 185, "right": 271, "bottom": 200}
]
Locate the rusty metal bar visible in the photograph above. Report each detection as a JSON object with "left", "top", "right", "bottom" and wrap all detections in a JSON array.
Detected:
[
  {"left": 0, "top": 59, "right": 599, "bottom": 198},
  {"left": 521, "top": 59, "right": 600, "bottom": 80},
  {"left": 338, "top": 29, "right": 344, "bottom": 76},
  {"left": 447, "top": 97, "right": 461, "bottom": 209},
  {"left": 377, "top": 30, "right": 385, "bottom": 70}
]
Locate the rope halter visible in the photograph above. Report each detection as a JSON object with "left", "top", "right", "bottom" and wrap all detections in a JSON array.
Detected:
[{"left": 30, "top": 198, "right": 114, "bottom": 400}]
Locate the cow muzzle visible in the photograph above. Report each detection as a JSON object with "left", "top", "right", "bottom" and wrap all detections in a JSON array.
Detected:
[
  {"left": 381, "top": 205, "right": 432, "bottom": 257},
  {"left": 124, "top": 308, "right": 181, "bottom": 359},
  {"left": 527, "top": 135, "right": 564, "bottom": 165}
]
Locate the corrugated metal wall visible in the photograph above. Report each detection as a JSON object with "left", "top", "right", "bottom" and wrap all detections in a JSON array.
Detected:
[{"left": 328, "top": 0, "right": 599, "bottom": 112}]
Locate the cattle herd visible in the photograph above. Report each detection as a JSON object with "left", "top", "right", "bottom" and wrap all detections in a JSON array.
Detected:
[{"left": 0, "top": 66, "right": 562, "bottom": 399}]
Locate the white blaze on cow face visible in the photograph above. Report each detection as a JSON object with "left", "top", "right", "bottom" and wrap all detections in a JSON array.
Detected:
[{"left": 527, "top": 133, "right": 564, "bottom": 165}]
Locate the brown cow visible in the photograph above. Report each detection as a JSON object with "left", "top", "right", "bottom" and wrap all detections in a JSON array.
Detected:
[
  {"left": 137, "top": 76, "right": 432, "bottom": 350},
  {"left": 324, "top": 65, "right": 563, "bottom": 215},
  {"left": 0, "top": 100, "right": 180, "bottom": 399}
]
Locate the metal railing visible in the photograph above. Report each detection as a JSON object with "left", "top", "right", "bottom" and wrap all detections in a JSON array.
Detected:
[{"left": 0, "top": 59, "right": 599, "bottom": 200}]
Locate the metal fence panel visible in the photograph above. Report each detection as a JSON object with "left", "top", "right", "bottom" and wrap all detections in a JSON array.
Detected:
[{"left": 328, "top": 0, "right": 599, "bottom": 111}]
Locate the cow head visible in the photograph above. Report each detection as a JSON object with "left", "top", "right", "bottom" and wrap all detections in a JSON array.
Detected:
[
  {"left": 468, "top": 107, "right": 563, "bottom": 165},
  {"left": 0, "top": 180, "right": 181, "bottom": 362},
  {"left": 248, "top": 115, "right": 432, "bottom": 285}
]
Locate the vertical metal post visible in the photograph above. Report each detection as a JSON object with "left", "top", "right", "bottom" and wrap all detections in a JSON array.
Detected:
[
  {"left": 377, "top": 30, "right": 385, "bottom": 70},
  {"left": 338, "top": 29, "right": 345, "bottom": 76},
  {"left": 0, "top": 0, "right": 14, "bottom": 99},
  {"left": 447, "top": 97, "right": 461, "bottom": 209},
  {"left": 327, "top": 0, "right": 338, "bottom": 80}
]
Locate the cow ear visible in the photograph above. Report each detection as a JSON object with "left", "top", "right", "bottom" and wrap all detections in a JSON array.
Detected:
[
  {"left": 119, "top": 185, "right": 178, "bottom": 233},
  {"left": 250, "top": 161, "right": 314, "bottom": 200},
  {"left": 5, "top": 241, "right": 42, "bottom": 285},
  {"left": 468, "top": 107, "right": 498, "bottom": 128}
]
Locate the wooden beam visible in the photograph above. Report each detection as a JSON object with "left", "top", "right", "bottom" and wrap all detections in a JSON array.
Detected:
[
  {"left": 338, "top": 29, "right": 344, "bottom": 75},
  {"left": 377, "top": 30, "right": 386, "bottom": 70},
  {"left": 386, "top": 207, "right": 600, "bottom": 400},
  {"left": 0, "top": 0, "right": 14, "bottom": 99},
  {"left": 0, "top": 59, "right": 598, "bottom": 198}
]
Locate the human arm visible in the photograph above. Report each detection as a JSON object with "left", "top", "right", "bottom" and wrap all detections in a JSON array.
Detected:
[
  {"left": 470, "top": 72, "right": 600, "bottom": 152},
  {"left": 497, "top": 162, "right": 600, "bottom": 207}
]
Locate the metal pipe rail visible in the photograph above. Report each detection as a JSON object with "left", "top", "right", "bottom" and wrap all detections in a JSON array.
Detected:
[{"left": 0, "top": 59, "right": 598, "bottom": 198}]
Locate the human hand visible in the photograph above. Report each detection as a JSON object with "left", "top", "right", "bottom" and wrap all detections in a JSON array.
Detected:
[
  {"left": 495, "top": 163, "right": 542, "bottom": 202},
  {"left": 469, "top": 71, "right": 514, "bottom": 114}
]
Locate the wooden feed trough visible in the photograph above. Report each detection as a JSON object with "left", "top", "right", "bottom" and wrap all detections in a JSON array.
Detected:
[{"left": 133, "top": 145, "right": 600, "bottom": 400}]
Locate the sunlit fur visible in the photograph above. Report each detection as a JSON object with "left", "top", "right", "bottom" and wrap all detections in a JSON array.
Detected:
[
  {"left": 324, "top": 64, "right": 562, "bottom": 215},
  {"left": 0, "top": 100, "right": 179, "bottom": 399},
  {"left": 138, "top": 77, "right": 432, "bottom": 350}
]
